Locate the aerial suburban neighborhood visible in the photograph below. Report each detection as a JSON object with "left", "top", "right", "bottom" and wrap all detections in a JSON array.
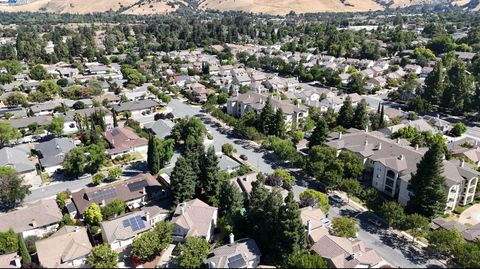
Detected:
[{"left": 1, "top": 1, "right": 480, "bottom": 268}]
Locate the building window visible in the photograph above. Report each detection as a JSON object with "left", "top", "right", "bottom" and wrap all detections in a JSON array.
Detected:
[{"left": 386, "top": 170, "right": 395, "bottom": 179}]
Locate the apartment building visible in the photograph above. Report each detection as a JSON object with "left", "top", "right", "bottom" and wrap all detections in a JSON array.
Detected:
[{"left": 326, "top": 129, "right": 479, "bottom": 212}]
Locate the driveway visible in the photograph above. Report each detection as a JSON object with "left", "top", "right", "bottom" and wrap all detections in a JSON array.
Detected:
[{"left": 458, "top": 204, "right": 480, "bottom": 225}]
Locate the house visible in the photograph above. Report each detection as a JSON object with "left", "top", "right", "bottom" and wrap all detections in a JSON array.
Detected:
[
  {"left": 101, "top": 206, "right": 166, "bottom": 252},
  {"left": 452, "top": 147, "right": 480, "bottom": 166},
  {"left": 404, "top": 64, "right": 422, "bottom": 75},
  {"left": 35, "top": 226, "right": 92, "bottom": 268},
  {"left": 326, "top": 130, "right": 480, "bottom": 212},
  {"left": 226, "top": 92, "right": 308, "bottom": 130},
  {"left": 431, "top": 218, "right": 480, "bottom": 242},
  {"left": 0, "top": 106, "right": 28, "bottom": 119},
  {"left": 231, "top": 68, "right": 251, "bottom": 86},
  {"left": 311, "top": 234, "right": 389, "bottom": 268},
  {"left": 35, "top": 137, "right": 76, "bottom": 176},
  {"left": 60, "top": 107, "right": 113, "bottom": 134},
  {"left": 113, "top": 99, "right": 160, "bottom": 117},
  {"left": 71, "top": 173, "right": 166, "bottom": 217},
  {"left": 30, "top": 100, "right": 61, "bottom": 116},
  {"left": 0, "top": 253, "right": 21, "bottom": 268},
  {"left": 205, "top": 236, "right": 261, "bottom": 268},
  {"left": 0, "top": 145, "right": 37, "bottom": 178},
  {"left": 104, "top": 127, "right": 148, "bottom": 159},
  {"left": 171, "top": 199, "right": 218, "bottom": 242},
  {"left": 7, "top": 115, "right": 53, "bottom": 131},
  {"left": 301, "top": 206, "right": 327, "bottom": 233},
  {"left": 379, "top": 119, "right": 438, "bottom": 136},
  {"left": 145, "top": 119, "right": 175, "bottom": 139},
  {"left": 423, "top": 115, "right": 453, "bottom": 134},
  {"left": 218, "top": 153, "right": 242, "bottom": 173},
  {"left": 230, "top": 173, "right": 259, "bottom": 200},
  {"left": 86, "top": 63, "right": 110, "bottom": 75},
  {"left": 382, "top": 107, "right": 405, "bottom": 121},
  {"left": 0, "top": 199, "right": 62, "bottom": 238}
]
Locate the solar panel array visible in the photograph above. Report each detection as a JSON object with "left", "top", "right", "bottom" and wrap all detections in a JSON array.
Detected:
[
  {"left": 111, "top": 129, "right": 120, "bottom": 136},
  {"left": 122, "top": 215, "right": 146, "bottom": 231},
  {"left": 127, "top": 180, "right": 149, "bottom": 192},
  {"left": 91, "top": 188, "right": 116, "bottom": 203},
  {"left": 227, "top": 254, "right": 246, "bottom": 268}
]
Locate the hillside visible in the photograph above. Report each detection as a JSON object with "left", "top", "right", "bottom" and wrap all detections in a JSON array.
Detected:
[{"left": 0, "top": 0, "right": 138, "bottom": 13}]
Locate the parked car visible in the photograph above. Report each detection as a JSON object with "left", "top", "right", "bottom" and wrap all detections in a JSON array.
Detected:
[
  {"left": 240, "top": 154, "right": 248, "bottom": 161},
  {"left": 79, "top": 173, "right": 92, "bottom": 180},
  {"left": 329, "top": 195, "right": 344, "bottom": 205},
  {"left": 368, "top": 218, "right": 383, "bottom": 227}
]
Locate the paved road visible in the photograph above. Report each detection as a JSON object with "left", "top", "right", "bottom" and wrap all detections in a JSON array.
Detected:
[
  {"left": 328, "top": 202, "right": 443, "bottom": 268},
  {"left": 24, "top": 177, "right": 92, "bottom": 203}
]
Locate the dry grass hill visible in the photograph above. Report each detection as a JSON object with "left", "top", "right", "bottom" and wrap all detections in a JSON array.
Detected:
[{"left": 0, "top": 0, "right": 474, "bottom": 15}]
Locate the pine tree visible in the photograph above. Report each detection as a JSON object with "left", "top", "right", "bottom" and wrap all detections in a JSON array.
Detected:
[
  {"left": 308, "top": 117, "right": 329, "bottom": 149},
  {"left": 442, "top": 61, "right": 473, "bottom": 115},
  {"left": 274, "top": 108, "right": 286, "bottom": 138},
  {"left": 353, "top": 100, "right": 369, "bottom": 130},
  {"left": 379, "top": 104, "right": 385, "bottom": 128},
  {"left": 218, "top": 180, "right": 244, "bottom": 217},
  {"left": 259, "top": 97, "right": 275, "bottom": 135},
  {"left": 277, "top": 192, "right": 307, "bottom": 260},
  {"left": 422, "top": 61, "right": 444, "bottom": 105},
  {"left": 406, "top": 142, "right": 448, "bottom": 219},
  {"left": 337, "top": 96, "right": 354, "bottom": 128},
  {"left": 112, "top": 108, "right": 118, "bottom": 127},
  {"left": 170, "top": 156, "right": 196, "bottom": 204},
  {"left": 201, "top": 146, "right": 221, "bottom": 199},
  {"left": 147, "top": 135, "right": 161, "bottom": 174}
]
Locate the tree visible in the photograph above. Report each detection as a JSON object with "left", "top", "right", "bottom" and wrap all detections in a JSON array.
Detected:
[
  {"left": 268, "top": 169, "right": 296, "bottom": 190},
  {"left": 18, "top": 234, "right": 31, "bottom": 264},
  {"left": 46, "top": 117, "right": 65, "bottom": 136},
  {"left": 274, "top": 108, "right": 286, "bottom": 138},
  {"left": 347, "top": 72, "right": 366, "bottom": 94},
  {"left": 170, "top": 156, "right": 196, "bottom": 204},
  {"left": 0, "top": 166, "right": 31, "bottom": 210},
  {"left": 0, "top": 229, "right": 18, "bottom": 254},
  {"left": 92, "top": 172, "right": 105, "bottom": 185},
  {"left": 442, "top": 61, "right": 473, "bottom": 115},
  {"left": 201, "top": 146, "right": 221, "bottom": 199},
  {"left": 102, "top": 199, "right": 125, "bottom": 220},
  {"left": 338, "top": 179, "right": 362, "bottom": 202},
  {"left": 5, "top": 92, "right": 28, "bottom": 107},
  {"left": 218, "top": 181, "right": 244, "bottom": 217},
  {"left": 29, "top": 64, "right": 48, "bottom": 80},
  {"left": 84, "top": 203, "right": 103, "bottom": 226},
  {"left": 428, "top": 229, "right": 464, "bottom": 257},
  {"left": 337, "top": 96, "right": 354, "bottom": 128},
  {"left": 308, "top": 118, "right": 329, "bottom": 149},
  {"left": 0, "top": 121, "right": 20, "bottom": 147},
  {"left": 338, "top": 151, "right": 365, "bottom": 179},
  {"left": 56, "top": 191, "right": 69, "bottom": 210},
  {"left": 87, "top": 244, "right": 118, "bottom": 269},
  {"left": 332, "top": 217, "right": 358, "bottom": 238},
  {"left": 221, "top": 143, "right": 235, "bottom": 156},
  {"left": 131, "top": 221, "right": 173, "bottom": 262},
  {"left": 451, "top": 123, "right": 467, "bottom": 137},
  {"left": 422, "top": 61, "right": 444, "bottom": 105},
  {"left": 299, "top": 189, "right": 330, "bottom": 213},
  {"left": 147, "top": 135, "right": 161, "bottom": 174},
  {"left": 259, "top": 97, "right": 276, "bottom": 135},
  {"left": 177, "top": 237, "right": 210, "bottom": 269},
  {"left": 406, "top": 142, "right": 447, "bottom": 219},
  {"left": 403, "top": 213, "right": 429, "bottom": 242},
  {"left": 171, "top": 117, "right": 205, "bottom": 147},
  {"left": 379, "top": 201, "right": 405, "bottom": 228},
  {"left": 277, "top": 193, "right": 307, "bottom": 259},
  {"left": 291, "top": 130, "right": 304, "bottom": 145},
  {"left": 286, "top": 251, "right": 327, "bottom": 268},
  {"left": 454, "top": 241, "right": 480, "bottom": 268},
  {"left": 112, "top": 108, "right": 118, "bottom": 127},
  {"left": 108, "top": 166, "right": 122, "bottom": 180},
  {"left": 85, "top": 144, "right": 106, "bottom": 174},
  {"left": 352, "top": 100, "right": 369, "bottom": 130},
  {"left": 63, "top": 147, "right": 87, "bottom": 177}
]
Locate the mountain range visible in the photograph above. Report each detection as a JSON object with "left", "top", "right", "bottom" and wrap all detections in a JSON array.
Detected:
[{"left": 0, "top": 0, "right": 476, "bottom": 15}]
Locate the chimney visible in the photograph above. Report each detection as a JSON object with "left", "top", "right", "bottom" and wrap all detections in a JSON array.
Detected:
[
  {"left": 180, "top": 202, "right": 185, "bottom": 215},
  {"left": 229, "top": 233, "right": 235, "bottom": 244},
  {"left": 461, "top": 159, "right": 465, "bottom": 167},
  {"left": 307, "top": 220, "right": 311, "bottom": 236},
  {"left": 399, "top": 154, "right": 404, "bottom": 160},
  {"left": 14, "top": 256, "right": 21, "bottom": 268},
  {"left": 365, "top": 126, "right": 369, "bottom": 133},
  {"left": 415, "top": 144, "right": 419, "bottom": 150},
  {"left": 396, "top": 138, "right": 401, "bottom": 144},
  {"left": 145, "top": 211, "right": 150, "bottom": 223},
  {"left": 442, "top": 154, "right": 446, "bottom": 160},
  {"left": 74, "top": 226, "right": 80, "bottom": 233},
  {"left": 338, "top": 133, "right": 343, "bottom": 140},
  {"left": 377, "top": 143, "right": 382, "bottom": 150},
  {"left": 31, "top": 219, "right": 37, "bottom": 228},
  {"left": 101, "top": 199, "right": 106, "bottom": 206}
]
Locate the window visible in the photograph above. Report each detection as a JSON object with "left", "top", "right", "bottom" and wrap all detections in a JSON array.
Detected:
[{"left": 386, "top": 170, "right": 395, "bottom": 179}]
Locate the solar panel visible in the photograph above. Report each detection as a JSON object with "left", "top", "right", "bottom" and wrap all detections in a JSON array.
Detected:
[
  {"left": 228, "top": 254, "right": 246, "bottom": 268},
  {"left": 111, "top": 129, "right": 120, "bottom": 136},
  {"left": 122, "top": 219, "right": 130, "bottom": 228},
  {"left": 127, "top": 180, "right": 149, "bottom": 192},
  {"left": 91, "top": 188, "right": 116, "bottom": 202},
  {"left": 123, "top": 215, "right": 147, "bottom": 232}
]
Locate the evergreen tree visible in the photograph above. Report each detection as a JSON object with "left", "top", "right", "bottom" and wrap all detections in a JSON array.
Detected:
[
  {"left": 218, "top": 180, "right": 244, "bottom": 217},
  {"left": 442, "top": 61, "right": 473, "bottom": 115},
  {"left": 277, "top": 192, "right": 307, "bottom": 260},
  {"left": 308, "top": 118, "right": 329, "bottom": 149},
  {"left": 379, "top": 104, "right": 385, "bottom": 128},
  {"left": 200, "top": 146, "right": 221, "bottom": 199},
  {"left": 112, "top": 108, "right": 118, "bottom": 127},
  {"left": 259, "top": 97, "right": 275, "bottom": 135},
  {"left": 422, "top": 61, "right": 445, "bottom": 105},
  {"left": 406, "top": 142, "right": 448, "bottom": 219},
  {"left": 274, "top": 108, "right": 286, "bottom": 138},
  {"left": 337, "top": 96, "right": 354, "bottom": 128},
  {"left": 147, "top": 135, "right": 161, "bottom": 174},
  {"left": 170, "top": 157, "right": 196, "bottom": 204},
  {"left": 353, "top": 100, "right": 369, "bottom": 130}
]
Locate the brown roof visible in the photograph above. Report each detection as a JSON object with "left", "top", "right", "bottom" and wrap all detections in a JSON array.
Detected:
[
  {"left": 36, "top": 226, "right": 92, "bottom": 268},
  {"left": 71, "top": 173, "right": 162, "bottom": 215},
  {"left": 0, "top": 199, "right": 62, "bottom": 234},
  {"left": 300, "top": 206, "right": 326, "bottom": 231},
  {"left": 0, "top": 253, "right": 19, "bottom": 268},
  {"left": 229, "top": 173, "right": 258, "bottom": 198},
  {"left": 104, "top": 127, "right": 148, "bottom": 155},
  {"left": 171, "top": 199, "right": 217, "bottom": 238}
]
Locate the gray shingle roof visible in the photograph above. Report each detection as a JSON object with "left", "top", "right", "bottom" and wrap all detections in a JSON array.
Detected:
[
  {"left": 0, "top": 145, "right": 36, "bottom": 174},
  {"left": 114, "top": 99, "right": 160, "bottom": 112},
  {"left": 36, "top": 138, "right": 76, "bottom": 168}
]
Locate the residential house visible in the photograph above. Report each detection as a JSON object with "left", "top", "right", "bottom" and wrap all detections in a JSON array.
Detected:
[
  {"left": 229, "top": 173, "right": 258, "bottom": 200},
  {"left": 60, "top": 107, "right": 113, "bottom": 134},
  {"left": 452, "top": 146, "right": 480, "bottom": 166},
  {"left": 145, "top": 119, "right": 175, "bottom": 139},
  {"left": 35, "top": 137, "right": 76, "bottom": 176},
  {"left": 0, "top": 145, "right": 37, "bottom": 178},
  {"left": 30, "top": 100, "right": 61, "bottom": 116},
  {"left": 113, "top": 99, "right": 160, "bottom": 117},
  {"left": 217, "top": 153, "right": 242, "bottom": 173},
  {"left": 189, "top": 83, "right": 215, "bottom": 103},
  {"left": 326, "top": 130, "right": 480, "bottom": 212},
  {"left": 7, "top": 115, "right": 53, "bottom": 132},
  {"left": 431, "top": 218, "right": 480, "bottom": 243},
  {"left": 0, "top": 253, "right": 21, "bottom": 268},
  {"left": 404, "top": 64, "right": 422, "bottom": 75},
  {"left": 226, "top": 92, "right": 308, "bottom": 130},
  {"left": 311, "top": 233, "right": 389, "bottom": 268},
  {"left": 205, "top": 236, "right": 261, "bottom": 268},
  {"left": 35, "top": 226, "right": 92, "bottom": 268},
  {"left": 101, "top": 206, "right": 166, "bottom": 252},
  {"left": 171, "top": 199, "right": 218, "bottom": 242},
  {"left": 232, "top": 68, "right": 251, "bottom": 86},
  {"left": 0, "top": 106, "right": 28, "bottom": 119},
  {"left": 86, "top": 63, "right": 110, "bottom": 75},
  {"left": 0, "top": 199, "right": 62, "bottom": 238},
  {"left": 103, "top": 127, "right": 148, "bottom": 159},
  {"left": 423, "top": 115, "right": 452, "bottom": 134},
  {"left": 71, "top": 173, "right": 166, "bottom": 217},
  {"left": 382, "top": 107, "right": 405, "bottom": 122}
]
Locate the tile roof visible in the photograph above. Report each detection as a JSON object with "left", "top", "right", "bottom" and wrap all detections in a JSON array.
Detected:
[
  {"left": 36, "top": 226, "right": 92, "bottom": 268},
  {"left": 6, "top": 116, "right": 53, "bottom": 129},
  {"left": 0, "top": 199, "right": 62, "bottom": 234},
  {"left": 172, "top": 199, "right": 217, "bottom": 238},
  {"left": 205, "top": 238, "right": 261, "bottom": 268},
  {"left": 104, "top": 127, "right": 148, "bottom": 155},
  {"left": 101, "top": 210, "right": 152, "bottom": 245},
  {"left": 113, "top": 99, "right": 160, "bottom": 112}
]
